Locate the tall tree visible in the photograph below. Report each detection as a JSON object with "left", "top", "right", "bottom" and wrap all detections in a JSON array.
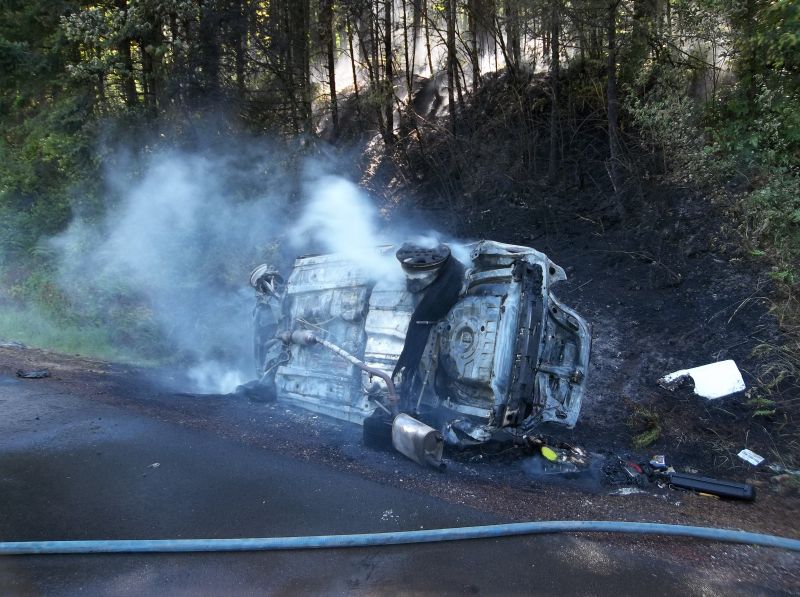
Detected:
[
  {"left": 384, "top": 0, "right": 394, "bottom": 143},
  {"left": 547, "top": 0, "right": 561, "bottom": 183},
  {"left": 606, "top": 0, "right": 622, "bottom": 193},
  {"left": 446, "top": 0, "right": 457, "bottom": 133},
  {"left": 114, "top": 0, "right": 138, "bottom": 108},
  {"left": 504, "top": 0, "right": 521, "bottom": 73},
  {"left": 320, "top": 0, "right": 339, "bottom": 135}
]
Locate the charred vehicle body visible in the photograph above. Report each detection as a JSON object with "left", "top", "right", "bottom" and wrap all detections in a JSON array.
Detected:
[{"left": 249, "top": 241, "right": 591, "bottom": 465}]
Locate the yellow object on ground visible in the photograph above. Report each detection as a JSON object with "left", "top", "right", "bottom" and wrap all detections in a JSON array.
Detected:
[{"left": 541, "top": 446, "right": 558, "bottom": 461}]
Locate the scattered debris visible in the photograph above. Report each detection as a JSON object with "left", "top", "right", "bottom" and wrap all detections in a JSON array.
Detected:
[
  {"left": 602, "top": 455, "right": 756, "bottom": 501},
  {"left": 622, "top": 461, "right": 647, "bottom": 485},
  {"left": 769, "top": 474, "right": 799, "bottom": 496},
  {"left": 16, "top": 369, "right": 50, "bottom": 379},
  {"left": 541, "top": 446, "right": 558, "bottom": 462},
  {"left": 738, "top": 449, "right": 765, "bottom": 466},
  {"left": 148, "top": 462, "right": 161, "bottom": 469},
  {"left": 658, "top": 359, "right": 746, "bottom": 399},
  {"left": 524, "top": 436, "right": 589, "bottom": 467},
  {"left": 611, "top": 487, "right": 646, "bottom": 496}
]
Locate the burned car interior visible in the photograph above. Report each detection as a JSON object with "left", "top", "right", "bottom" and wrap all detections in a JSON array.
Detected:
[{"left": 249, "top": 240, "right": 592, "bottom": 467}]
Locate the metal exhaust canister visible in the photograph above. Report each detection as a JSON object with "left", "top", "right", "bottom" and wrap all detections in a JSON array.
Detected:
[{"left": 391, "top": 413, "right": 444, "bottom": 469}]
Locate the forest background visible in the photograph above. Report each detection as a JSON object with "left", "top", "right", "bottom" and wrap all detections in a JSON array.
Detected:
[{"left": 0, "top": 0, "right": 797, "bottom": 375}]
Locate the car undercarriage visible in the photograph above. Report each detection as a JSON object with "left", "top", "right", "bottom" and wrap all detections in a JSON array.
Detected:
[{"left": 249, "top": 240, "right": 591, "bottom": 465}]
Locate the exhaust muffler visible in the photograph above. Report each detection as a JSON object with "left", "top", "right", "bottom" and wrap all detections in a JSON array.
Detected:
[{"left": 391, "top": 413, "right": 444, "bottom": 469}]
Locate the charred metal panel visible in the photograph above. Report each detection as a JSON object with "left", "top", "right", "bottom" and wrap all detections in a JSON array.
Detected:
[
  {"left": 362, "top": 280, "right": 415, "bottom": 390},
  {"left": 275, "top": 254, "right": 375, "bottom": 423},
  {"left": 438, "top": 295, "right": 502, "bottom": 413}
]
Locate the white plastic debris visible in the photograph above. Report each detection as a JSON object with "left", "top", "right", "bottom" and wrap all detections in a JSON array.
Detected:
[
  {"left": 610, "top": 487, "right": 646, "bottom": 496},
  {"left": 658, "top": 360, "right": 746, "bottom": 399},
  {"left": 737, "top": 449, "right": 764, "bottom": 466}
]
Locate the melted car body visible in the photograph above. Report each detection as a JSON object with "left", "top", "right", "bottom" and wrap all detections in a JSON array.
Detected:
[{"left": 251, "top": 240, "right": 591, "bottom": 446}]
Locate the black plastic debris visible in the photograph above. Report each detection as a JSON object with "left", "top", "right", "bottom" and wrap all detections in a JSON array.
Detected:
[
  {"left": 16, "top": 369, "right": 50, "bottom": 379},
  {"left": 603, "top": 455, "right": 756, "bottom": 501},
  {"left": 659, "top": 471, "right": 756, "bottom": 501}
]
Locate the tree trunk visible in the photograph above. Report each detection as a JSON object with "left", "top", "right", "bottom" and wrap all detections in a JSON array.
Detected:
[
  {"left": 623, "top": 0, "right": 658, "bottom": 87},
  {"left": 411, "top": 0, "right": 422, "bottom": 82},
  {"left": 384, "top": 0, "right": 394, "bottom": 144},
  {"left": 446, "top": 0, "right": 456, "bottom": 133},
  {"left": 321, "top": 0, "right": 338, "bottom": 136},
  {"left": 402, "top": 0, "right": 412, "bottom": 97},
  {"left": 115, "top": 0, "right": 137, "bottom": 108},
  {"left": 424, "top": 0, "right": 434, "bottom": 75},
  {"left": 468, "top": 0, "right": 481, "bottom": 91},
  {"left": 118, "top": 38, "right": 138, "bottom": 107},
  {"left": 140, "top": 40, "right": 154, "bottom": 109},
  {"left": 290, "top": 0, "right": 312, "bottom": 133},
  {"left": 606, "top": 0, "right": 622, "bottom": 193},
  {"left": 346, "top": 14, "right": 360, "bottom": 112},
  {"left": 198, "top": 0, "right": 220, "bottom": 102},
  {"left": 504, "top": 0, "right": 520, "bottom": 73},
  {"left": 233, "top": 0, "right": 247, "bottom": 100},
  {"left": 547, "top": 0, "right": 560, "bottom": 183}
]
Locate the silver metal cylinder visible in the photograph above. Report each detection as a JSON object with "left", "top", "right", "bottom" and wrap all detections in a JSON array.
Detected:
[{"left": 391, "top": 413, "right": 444, "bottom": 468}]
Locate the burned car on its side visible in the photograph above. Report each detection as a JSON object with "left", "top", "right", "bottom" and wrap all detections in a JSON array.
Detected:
[{"left": 248, "top": 240, "right": 591, "bottom": 467}]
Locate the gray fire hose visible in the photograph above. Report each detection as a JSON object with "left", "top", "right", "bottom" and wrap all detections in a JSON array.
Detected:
[{"left": 0, "top": 521, "right": 798, "bottom": 555}]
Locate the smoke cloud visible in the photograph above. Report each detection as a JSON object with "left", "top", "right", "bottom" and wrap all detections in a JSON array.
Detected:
[
  {"left": 291, "top": 176, "right": 405, "bottom": 283},
  {"left": 46, "top": 140, "right": 466, "bottom": 394}
]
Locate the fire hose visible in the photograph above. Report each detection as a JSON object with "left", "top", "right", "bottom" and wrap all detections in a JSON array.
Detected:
[{"left": 0, "top": 521, "right": 798, "bottom": 555}]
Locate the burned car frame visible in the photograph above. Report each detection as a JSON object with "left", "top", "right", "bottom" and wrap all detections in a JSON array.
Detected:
[{"left": 249, "top": 240, "right": 591, "bottom": 464}]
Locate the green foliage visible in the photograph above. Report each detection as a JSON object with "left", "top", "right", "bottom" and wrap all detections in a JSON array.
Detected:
[
  {"left": 0, "top": 0, "right": 94, "bottom": 264},
  {"left": 747, "top": 172, "right": 800, "bottom": 275},
  {"left": 627, "top": 405, "right": 662, "bottom": 448},
  {"left": 0, "top": 255, "right": 171, "bottom": 365},
  {"left": 0, "top": 304, "right": 158, "bottom": 365},
  {"left": 626, "top": 16, "right": 800, "bottom": 289},
  {"left": 747, "top": 394, "right": 777, "bottom": 418},
  {"left": 625, "top": 66, "right": 711, "bottom": 181},
  {"left": 752, "top": 0, "right": 800, "bottom": 72},
  {"left": 709, "top": 78, "right": 800, "bottom": 170}
]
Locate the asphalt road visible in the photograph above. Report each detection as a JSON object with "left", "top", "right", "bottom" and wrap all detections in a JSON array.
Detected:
[{"left": 0, "top": 372, "right": 791, "bottom": 596}]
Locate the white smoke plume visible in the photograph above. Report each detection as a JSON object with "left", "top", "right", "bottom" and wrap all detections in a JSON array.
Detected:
[
  {"left": 46, "top": 141, "right": 465, "bottom": 394},
  {"left": 291, "top": 176, "right": 405, "bottom": 283}
]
